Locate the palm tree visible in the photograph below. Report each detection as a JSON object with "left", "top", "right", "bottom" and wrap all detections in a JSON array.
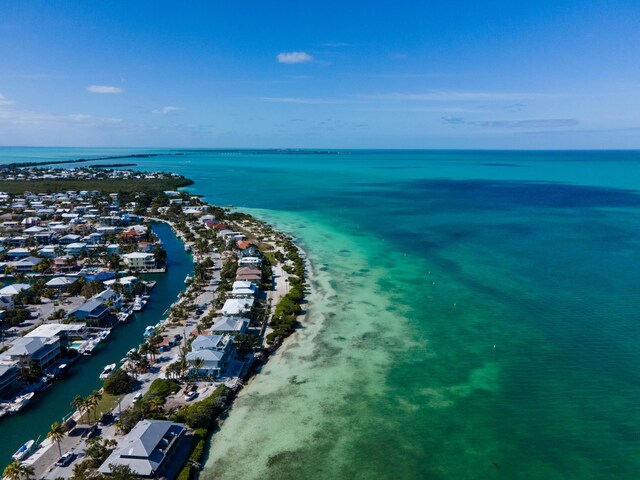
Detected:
[
  {"left": 192, "top": 357, "right": 205, "bottom": 379},
  {"left": 2, "top": 460, "right": 34, "bottom": 480},
  {"left": 71, "top": 395, "right": 86, "bottom": 423},
  {"left": 88, "top": 390, "right": 103, "bottom": 423},
  {"left": 2, "top": 461, "right": 22, "bottom": 480},
  {"left": 47, "top": 421, "right": 66, "bottom": 458}
]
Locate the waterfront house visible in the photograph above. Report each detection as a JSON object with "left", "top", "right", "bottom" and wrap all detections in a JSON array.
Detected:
[
  {"left": 66, "top": 242, "right": 87, "bottom": 256},
  {"left": 97, "top": 420, "right": 186, "bottom": 478},
  {"left": 123, "top": 252, "right": 155, "bottom": 269},
  {"left": 38, "top": 245, "right": 58, "bottom": 258},
  {"left": 238, "top": 245, "right": 260, "bottom": 258},
  {"left": 67, "top": 299, "right": 110, "bottom": 323},
  {"left": 26, "top": 323, "right": 87, "bottom": 342},
  {"left": 54, "top": 255, "right": 76, "bottom": 273},
  {"left": 231, "top": 280, "right": 257, "bottom": 297},
  {"left": 0, "top": 363, "right": 19, "bottom": 399},
  {"left": 59, "top": 234, "right": 81, "bottom": 245},
  {"left": 1, "top": 336, "right": 61, "bottom": 372},
  {"left": 210, "top": 316, "right": 249, "bottom": 333},
  {"left": 235, "top": 266, "right": 262, "bottom": 282},
  {"left": 0, "top": 284, "right": 30, "bottom": 297},
  {"left": 222, "top": 298, "right": 254, "bottom": 316},
  {"left": 92, "top": 288, "right": 123, "bottom": 309},
  {"left": 12, "top": 255, "right": 43, "bottom": 273},
  {"left": 187, "top": 334, "right": 234, "bottom": 377},
  {"left": 107, "top": 243, "right": 120, "bottom": 254},
  {"left": 104, "top": 275, "right": 139, "bottom": 292},
  {"left": 7, "top": 247, "right": 30, "bottom": 260},
  {"left": 45, "top": 276, "right": 77, "bottom": 290},
  {"left": 238, "top": 256, "right": 262, "bottom": 268},
  {"left": 33, "top": 231, "right": 55, "bottom": 244}
]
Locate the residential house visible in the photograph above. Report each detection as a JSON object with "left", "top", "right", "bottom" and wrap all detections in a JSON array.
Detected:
[
  {"left": 210, "top": 316, "right": 248, "bottom": 334},
  {"left": 92, "top": 289, "right": 122, "bottom": 309},
  {"left": 12, "top": 255, "right": 43, "bottom": 273},
  {"left": 235, "top": 266, "right": 262, "bottom": 282},
  {"left": 59, "top": 234, "right": 81, "bottom": 245},
  {"left": 54, "top": 255, "right": 76, "bottom": 273},
  {"left": 186, "top": 334, "right": 234, "bottom": 377},
  {"left": 67, "top": 299, "right": 110, "bottom": 323},
  {"left": 66, "top": 242, "right": 87, "bottom": 256},
  {"left": 231, "top": 280, "right": 257, "bottom": 297},
  {"left": 104, "top": 276, "right": 139, "bottom": 292},
  {"left": 123, "top": 252, "right": 155, "bottom": 269},
  {"left": 97, "top": 420, "right": 186, "bottom": 478},
  {"left": 45, "top": 276, "right": 77, "bottom": 290},
  {"left": 0, "top": 363, "right": 19, "bottom": 399},
  {"left": 7, "top": 247, "right": 30, "bottom": 260},
  {"left": 238, "top": 256, "right": 262, "bottom": 268},
  {"left": 1, "top": 336, "right": 61, "bottom": 372},
  {"left": 222, "top": 297, "right": 254, "bottom": 316}
]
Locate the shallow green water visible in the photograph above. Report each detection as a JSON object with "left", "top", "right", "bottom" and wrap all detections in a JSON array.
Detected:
[{"left": 1, "top": 149, "right": 639, "bottom": 479}]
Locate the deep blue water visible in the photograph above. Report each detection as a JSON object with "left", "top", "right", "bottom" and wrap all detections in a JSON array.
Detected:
[{"left": 1, "top": 148, "right": 639, "bottom": 479}]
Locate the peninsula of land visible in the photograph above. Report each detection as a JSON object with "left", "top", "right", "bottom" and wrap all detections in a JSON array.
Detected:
[{"left": 0, "top": 165, "right": 306, "bottom": 480}]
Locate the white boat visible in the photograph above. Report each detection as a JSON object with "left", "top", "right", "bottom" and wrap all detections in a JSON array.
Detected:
[
  {"left": 99, "top": 363, "right": 116, "bottom": 380},
  {"left": 143, "top": 325, "right": 155, "bottom": 338},
  {"left": 133, "top": 296, "right": 147, "bottom": 311},
  {"left": 184, "top": 275, "right": 193, "bottom": 284},
  {"left": 99, "top": 330, "right": 110, "bottom": 340},
  {"left": 9, "top": 392, "right": 35, "bottom": 413},
  {"left": 12, "top": 439, "right": 35, "bottom": 461}
]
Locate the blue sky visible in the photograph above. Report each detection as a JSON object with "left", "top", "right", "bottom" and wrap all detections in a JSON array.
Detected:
[{"left": 1, "top": 0, "right": 640, "bottom": 148}]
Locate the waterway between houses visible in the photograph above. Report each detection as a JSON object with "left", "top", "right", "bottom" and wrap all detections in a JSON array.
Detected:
[{"left": 0, "top": 221, "right": 194, "bottom": 466}]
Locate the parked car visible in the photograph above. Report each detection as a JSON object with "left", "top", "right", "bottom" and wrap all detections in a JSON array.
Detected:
[
  {"left": 98, "top": 412, "right": 114, "bottom": 426},
  {"left": 133, "top": 393, "right": 143, "bottom": 403},
  {"left": 56, "top": 452, "right": 75, "bottom": 467},
  {"left": 184, "top": 391, "right": 198, "bottom": 401}
]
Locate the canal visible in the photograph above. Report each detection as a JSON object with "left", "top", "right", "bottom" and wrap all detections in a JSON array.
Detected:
[{"left": 0, "top": 221, "right": 193, "bottom": 465}]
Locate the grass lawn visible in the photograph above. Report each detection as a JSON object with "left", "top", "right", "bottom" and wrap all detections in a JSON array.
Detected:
[{"left": 92, "top": 392, "right": 124, "bottom": 420}]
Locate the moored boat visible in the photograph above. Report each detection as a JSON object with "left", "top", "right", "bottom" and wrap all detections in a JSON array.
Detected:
[
  {"left": 99, "top": 363, "right": 116, "bottom": 380},
  {"left": 133, "top": 295, "right": 147, "bottom": 311},
  {"left": 12, "top": 439, "right": 35, "bottom": 461}
]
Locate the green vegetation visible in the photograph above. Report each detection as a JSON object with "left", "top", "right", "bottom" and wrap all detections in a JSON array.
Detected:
[
  {"left": 145, "top": 378, "right": 180, "bottom": 400},
  {"left": 103, "top": 369, "right": 136, "bottom": 395},
  {"left": 116, "top": 379, "right": 179, "bottom": 433},
  {"left": 173, "top": 385, "right": 231, "bottom": 429},
  {"left": 0, "top": 177, "right": 193, "bottom": 194}
]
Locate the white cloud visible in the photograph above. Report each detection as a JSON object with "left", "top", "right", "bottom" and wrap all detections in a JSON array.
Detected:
[
  {"left": 277, "top": 52, "right": 313, "bottom": 64},
  {"left": 87, "top": 85, "right": 123, "bottom": 94},
  {"left": 152, "top": 106, "right": 183, "bottom": 115},
  {"left": 0, "top": 93, "right": 14, "bottom": 106}
]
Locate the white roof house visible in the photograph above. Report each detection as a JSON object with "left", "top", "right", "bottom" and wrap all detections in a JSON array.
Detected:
[
  {"left": 0, "top": 284, "right": 30, "bottom": 296},
  {"left": 97, "top": 420, "right": 186, "bottom": 477},
  {"left": 221, "top": 298, "right": 254, "bottom": 316},
  {"left": 46, "top": 276, "right": 76, "bottom": 288},
  {"left": 231, "top": 280, "right": 257, "bottom": 297},
  {"left": 26, "top": 323, "right": 85, "bottom": 339},
  {"left": 210, "top": 316, "right": 248, "bottom": 333}
]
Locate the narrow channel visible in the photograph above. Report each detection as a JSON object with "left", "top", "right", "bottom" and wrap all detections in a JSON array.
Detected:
[{"left": 0, "top": 221, "right": 193, "bottom": 465}]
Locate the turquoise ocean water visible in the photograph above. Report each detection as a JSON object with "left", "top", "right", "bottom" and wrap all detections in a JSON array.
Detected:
[{"left": 1, "top": 148, "right": 639, "bottom": 479}]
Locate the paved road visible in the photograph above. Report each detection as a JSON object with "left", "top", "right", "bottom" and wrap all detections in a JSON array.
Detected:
[{"left": 39, "top": 252, "right": 221, "bottom": 479}]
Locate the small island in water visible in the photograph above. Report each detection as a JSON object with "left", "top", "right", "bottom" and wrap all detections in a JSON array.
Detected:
[{"left": 0, "top": 165, "right": 306, "bottom": 480}]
